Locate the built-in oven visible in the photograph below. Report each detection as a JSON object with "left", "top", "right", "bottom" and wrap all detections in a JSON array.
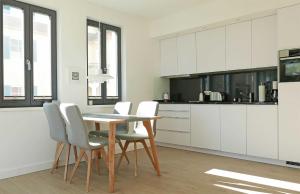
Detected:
[{"left": 279, "top": 48, "right": 300, "bottom": 82}]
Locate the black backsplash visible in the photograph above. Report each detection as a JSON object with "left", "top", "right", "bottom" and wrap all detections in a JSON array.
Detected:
[{"left": 170, "top": 69, "right": 277, "bottom": 102}]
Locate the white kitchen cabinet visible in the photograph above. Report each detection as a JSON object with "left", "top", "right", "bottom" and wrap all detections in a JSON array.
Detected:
[
  {"left": 196, "top": 27, "right": 226, "bottom": 73},
  {"left": 191, "top": 105, "right": 220, "bottom": 150},
  {"left": 278, "top": 4, "right": 300, "bottom": 50},
  {"left": 177, "top": 33, "right": 197, "bottom": 74},
  {"left": 160, "top": 38, "right": 178, "bottom": 76},
  {"left": 220, "top": 105, "right": 246, "bottom": 155},
  {"left": 226, "top": 21, "right": 252, "bottom": 70},
  {"left": 279, "top": 83, "right": 300, "bottom": 162},
  {"left": 156, "top": 104, "right": 191, "bottom": 146},
  {"left": 247, "top": 105, "right": 278, "bottom": 159},
  {"left": 252, "top": 15, "right": 277, "bottom": 68}
]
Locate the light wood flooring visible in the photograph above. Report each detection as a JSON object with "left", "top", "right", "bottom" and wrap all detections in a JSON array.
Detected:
[{"left": 1, "top": 147, "right": 300, "bottom": 194}]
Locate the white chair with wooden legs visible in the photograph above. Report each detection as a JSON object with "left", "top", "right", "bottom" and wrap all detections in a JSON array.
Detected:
[
  {"left": 60, "top": 103, "right": 109, "bottom": 192},
  {"left": 43, "top": 102, "right": 78, "bottom": 181},
  {"left": 116, "top": 101, "right": 159, "bottom": 176},
  {"left": 90, "top": 101, "right": 132, "bottom": 164}
]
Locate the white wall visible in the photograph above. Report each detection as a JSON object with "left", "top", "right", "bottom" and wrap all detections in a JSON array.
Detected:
[
  {"left": 150, "top": 0, "right": 300, "bottom": 38},
  {"left": 0, "top": 0, "right": 166, "bottom": 179}
]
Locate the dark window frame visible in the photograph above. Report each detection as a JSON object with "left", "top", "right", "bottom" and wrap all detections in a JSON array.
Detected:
[
  {"left": 87, "top": 19, "right": 122, "bottom": 105},
  {"left": 0, "top": 0, "right": 57, "bottom": 108}
]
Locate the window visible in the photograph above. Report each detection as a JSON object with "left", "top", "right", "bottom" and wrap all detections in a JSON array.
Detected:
[
  {"left": 87, "top": 19, "right": 121, "bottom": 105},
  {"left": 0, "top": 0, "right": 57, "bottom": 107}
]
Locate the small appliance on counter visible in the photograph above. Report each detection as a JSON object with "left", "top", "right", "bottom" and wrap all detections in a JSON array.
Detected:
[
  {"left": 271, "top": 81, "right": 278, "bottom": 102},
  {"left": 209, "top": 92, "right": 225, "bottom": 102},
  {"left": 162, "top": 92, "right": 169, "bottom": 102},
  {"left": 258, "top": 82, "right": 266, "bottom": 102},
  {"left": 198, "top": 92, "right": 204, "bottom": 102}
]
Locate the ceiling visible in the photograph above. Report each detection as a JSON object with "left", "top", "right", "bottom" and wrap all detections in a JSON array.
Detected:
[{"left": 87, "top": 0, "right": 210, "bottom": 20}]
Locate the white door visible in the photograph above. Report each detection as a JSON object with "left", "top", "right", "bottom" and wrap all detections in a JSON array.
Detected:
[
  {"left": 220, "top": 105, "right": 246, "bottom": 155},
  {"left": 252, "top": 15, "right": 277, "bottom": 68},
  {"left": 177, "top": 33, "right": 197, "bottom": 74},
  {"left": 196, "top": 27, "right": 226, "bottom": 73},
  {"left": 278, "top": 4, "right": 300, "bottom": 50},
  {"left": 191, "top": 105, "right": 220, "bottom": 150},
  {"left": 160, "top": 38, "right": 178, "bottom": 76},
  {"left": 226, "top": 21, "right": 252, "bottom": 70},
  {"left": 279, "top": 82, "right": 300, "bottom": 162},
  {"left": 247, "top": 105, "right": 278, "bottom": 159}
]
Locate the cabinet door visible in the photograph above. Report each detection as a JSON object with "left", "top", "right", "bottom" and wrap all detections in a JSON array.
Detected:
[
  {"left": 196, "top": 27, "right": 226, "bottom": 73},
  {"left": 278, "top": 4, "right": 300, "bottom": 50},
  {"left": 247, "top": 105, "right": 278, "bottom": 159},
  {"left": 279, "top": 83, "right": 300, "bottom": 162},
  {"left": 191, "top": 105, "right": 220, "bottom": 150},
  {"left": 177, "top": 33, "right": 197, "bottom": 74},
  {"left": 220, "top": 105, "right": 246, "bottom": 155},
  {"left": 252, "top": 15, "right": 277, "bottom": 68},
  {"left": 160, "top": 38, "right": 178, "bottom": 76},
  {"left": 226, "top": 21, "right": 252, "bottom": 70}
]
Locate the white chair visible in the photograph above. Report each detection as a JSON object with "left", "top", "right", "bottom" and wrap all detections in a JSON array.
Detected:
[{"left": 116, "top": 101, "right": 159, "bottom": 176}]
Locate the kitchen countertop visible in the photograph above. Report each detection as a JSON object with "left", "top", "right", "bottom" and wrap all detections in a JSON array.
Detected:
[{"left": 155, "top": 101, "right": 278, "bottom": 105}]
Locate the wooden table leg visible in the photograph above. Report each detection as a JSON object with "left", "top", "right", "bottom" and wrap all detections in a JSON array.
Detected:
[
  {"left": 143, "top": 120, "right": 161, "bottom": 176},
  {"left": 108, "top": 122, "right": 116, "bottom": 193},
  {"left": 95, "top": 122, "right": 101, "bottom": 131}
]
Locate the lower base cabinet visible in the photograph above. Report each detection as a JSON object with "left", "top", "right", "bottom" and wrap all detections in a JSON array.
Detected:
[
  {"left": 220, "top": 105, "right": 246, "bottom": 155},
  {"left": 247, "top": 105, "right": 278, "bottom": 159},
  {"left": 156, "top": 130, "right": 190, "bottom": 146},
  {"left": 191, "top": 105, "right": 221, "bottom": 150}
]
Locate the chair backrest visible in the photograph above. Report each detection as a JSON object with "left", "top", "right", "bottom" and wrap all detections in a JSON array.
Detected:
[
  {"left": 60, "top": 103, "right": 90, "bottom": 149},
  {"left": 134, "top": 101, "right": 159, "bottom": 136},
  {"left": 113, "top": 101, "right": 132, "bottom": 131},
  {"left": 113, "top": 101, "right": 132, "bottom": 115},
  {"left": 43, "top": 102, "right": 68, "bottom": 143}
]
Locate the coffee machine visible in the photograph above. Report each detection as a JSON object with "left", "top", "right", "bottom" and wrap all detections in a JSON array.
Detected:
[{"left": 265, "top": 81, "right": 278, "bottom": 102}]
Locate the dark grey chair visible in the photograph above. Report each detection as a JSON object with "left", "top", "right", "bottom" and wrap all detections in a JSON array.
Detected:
[
  {"left": 116, "top": 101, "right": 159, "bottom": 176},
  {"left": 43, "top": 102, "right": 78, "bottom": 181},
  {"left": 60, "top": 103, "right": 108, "bottom": 192}
]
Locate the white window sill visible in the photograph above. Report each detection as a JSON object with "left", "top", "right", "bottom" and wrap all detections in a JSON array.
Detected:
[{"left": 0, "top": 107, "right": 43, "bottom": 112}]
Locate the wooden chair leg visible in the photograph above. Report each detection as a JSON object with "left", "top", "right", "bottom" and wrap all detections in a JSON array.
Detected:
[
  {"left": 101, "top": 148, "right": 109, "bottom": 169},
  {"left": 118, "top": 141, "right": 130, "bottom": 164},
  {"left": 140, "top": 140, "right": 156, "bottom": 171},
  {"left": 64, "top": 144, "right": 71, "bottom": 182},
  {"left": 73, "top": 146, "right": 78, "bottom": 161},
  {"left": 94, "top": 150, "right": 100, "bottom": 175},
  {"left": 134, "top": 141, "right": 138, "bottom": 177},
  {"left": 69, "top": 149, "right": 85, "bottom": 184},
  {"left": 51, "top": 142, "right": 64, "bottom": 173},
  {"left": 86, "top": 150, "right": 93, "bottom": 192},
  {"left": 117, "top": 141, "right": 130, "bottom": 170}
]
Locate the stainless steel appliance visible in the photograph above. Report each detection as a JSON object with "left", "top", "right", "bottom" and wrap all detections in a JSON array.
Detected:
[
  {"left": 279, "top": 48, "right": 300, "bottom": 82},
  {"left": 210, "top": 92, "right": 224, "bottom": 102}
]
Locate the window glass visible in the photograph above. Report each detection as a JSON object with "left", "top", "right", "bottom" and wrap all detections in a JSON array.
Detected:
[
  {"left": 3, "top": 5, "right": 25, "bottom": 99},
  {"left": 88, "top": 25, "right": 101, "bottom": 98},
  {"left": 33, "top": 12, "right": 52, "bottom": 99},
  {"left": 106, "top": 30, "right": 118, "bottom": 97}
]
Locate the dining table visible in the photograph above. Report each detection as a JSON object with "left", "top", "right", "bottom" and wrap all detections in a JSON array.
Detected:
[{"left": 82, "top": 113, "right": 162, "bottom": 193}]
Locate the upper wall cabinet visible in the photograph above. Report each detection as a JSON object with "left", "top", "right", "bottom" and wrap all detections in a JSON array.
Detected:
[
  {"left": 278, "top": 4, "right": 300, "bottom": 50},
  {"left": 196, "top": 27, "right": 226, "bottom": 73},
  {"left": 226, "top": 21, "right": 252, "bottom": 70},
  {"left": 160, "top": 37, "right": 178, "bottom": 76},
  {"left": 252, "top": 15, "right": 277, "bottom": 68},
  {"left": 177, "top": 33, "right": 197, "bottom": 74}
]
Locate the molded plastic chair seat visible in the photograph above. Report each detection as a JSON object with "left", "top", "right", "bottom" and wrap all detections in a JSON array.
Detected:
[{"left": 88, "top": 135, "right": 109, "bottom": 149}]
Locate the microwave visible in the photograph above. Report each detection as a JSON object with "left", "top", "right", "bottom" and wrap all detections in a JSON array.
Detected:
[{"left": 279, "top": 48, "right": 300, "bottom": 82}]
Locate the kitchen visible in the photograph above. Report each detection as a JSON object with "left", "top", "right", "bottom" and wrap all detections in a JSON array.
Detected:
[{"left": 1, "top": 0, "right": 300, "bottom": 194}]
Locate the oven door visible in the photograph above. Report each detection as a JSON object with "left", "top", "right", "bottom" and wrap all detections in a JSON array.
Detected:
[{"left": 280, "top": 56, "right": 300, "bottom": 82}]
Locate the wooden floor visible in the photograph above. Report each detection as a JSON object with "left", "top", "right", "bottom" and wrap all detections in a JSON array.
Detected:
[{"left": 1, "top": 147, "right": 300, "bottom": 194}]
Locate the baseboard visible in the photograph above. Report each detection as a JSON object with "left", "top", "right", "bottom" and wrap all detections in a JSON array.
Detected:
[
  {"left": 156, "top": 142, "right": 298, "bottom": 168},
  {"left": 0, "top": 160, "right": 53, "bottom": 180},
  {"left": 0, "top": 142, "right": 143, "bottom": 180}
]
